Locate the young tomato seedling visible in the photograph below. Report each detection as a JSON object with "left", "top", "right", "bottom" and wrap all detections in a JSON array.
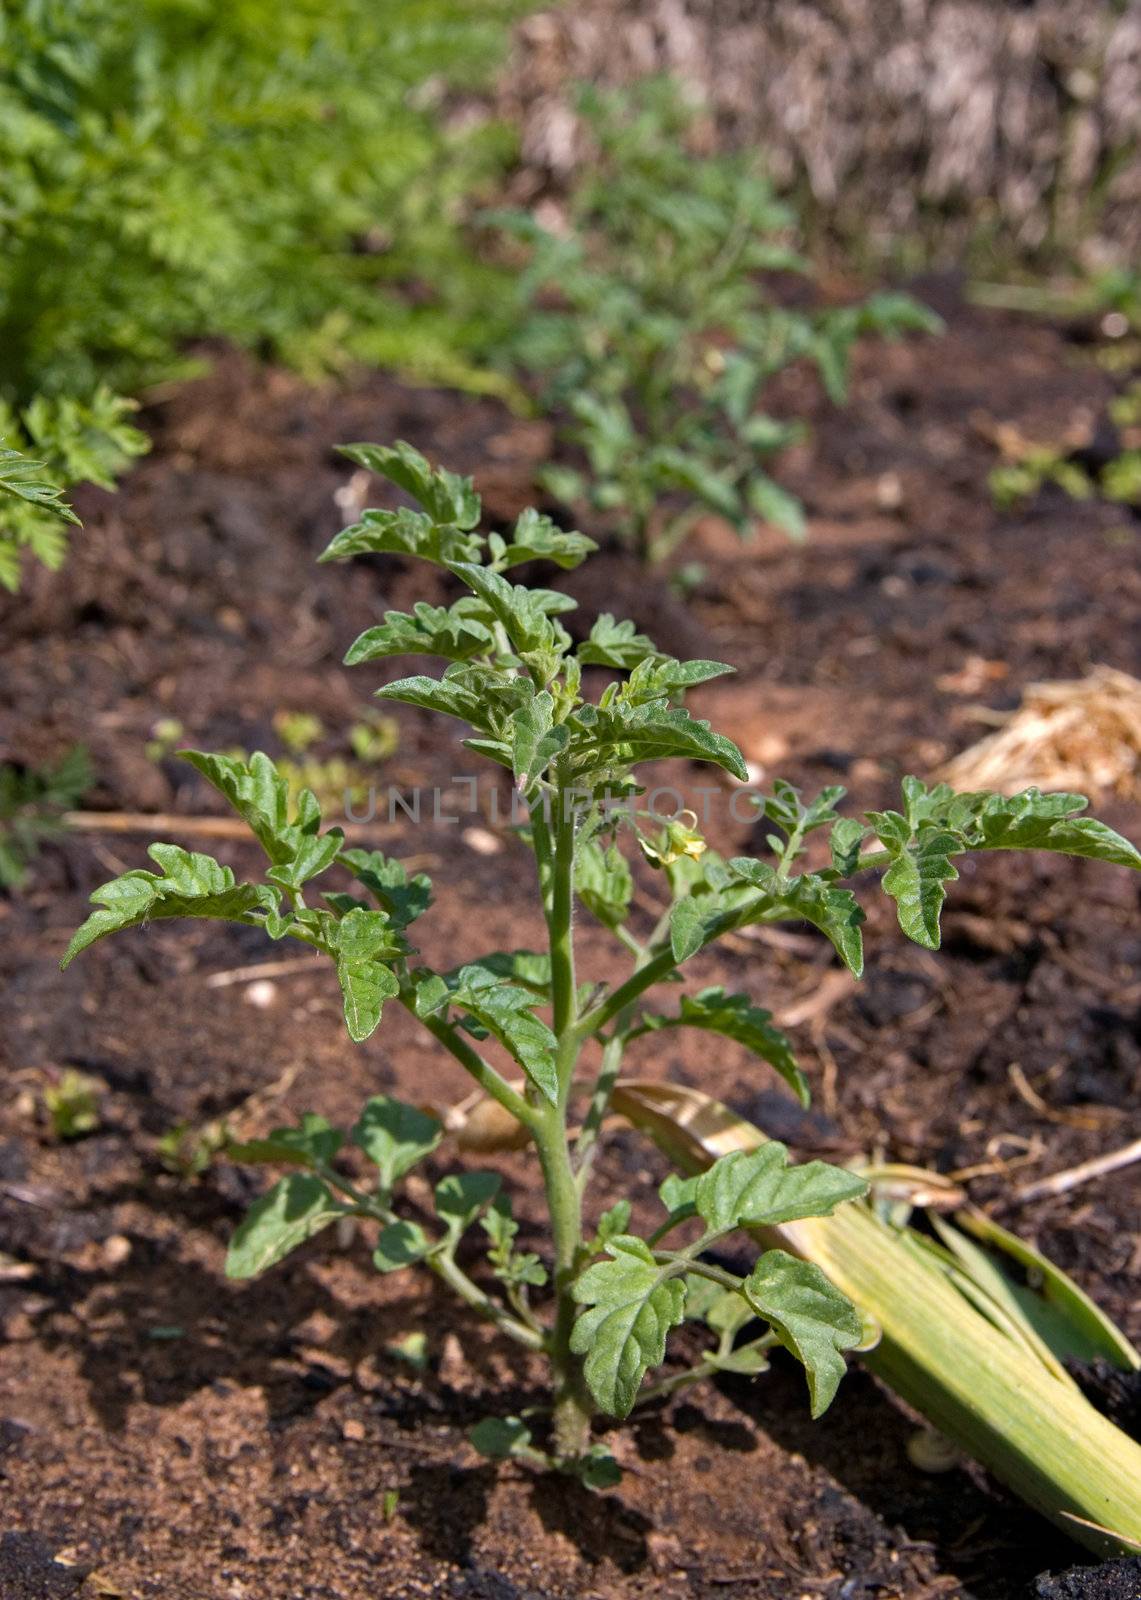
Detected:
[
  {"left": 490, "top": 79, "right": 940, "bottom": 564},
  {"left": 64, "top": 443, "right": 1141, "bottom": 1483}
]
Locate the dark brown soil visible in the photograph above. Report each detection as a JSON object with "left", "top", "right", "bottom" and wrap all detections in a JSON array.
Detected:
[{"left": 1, "top": 295, "right": 1138, "bottom": 1600}]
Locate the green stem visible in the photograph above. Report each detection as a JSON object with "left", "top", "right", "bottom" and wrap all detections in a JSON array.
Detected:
[
  {"left": 576, "top": 885, "right": 800, "bottom": 1041},
  {"left": 401, "top": 995, "right": 536, "bottom": 1132},
  {"left": 548, "top": 787, "right": 578, "bottom": 1043},
  {"left": 535, "top": 774, "right": 592, "bottom": 1459},
  {"left": 635, "top": 1360, "right": 720, "bottom": 1408},
  {"left": 430, "top": 1249, "right": 547, "bottom": 1352},
  {"left": 534, "top": 1098, "right": 592, "bottom": 1458},
  {"left": 575, "top": 943, "right": 678, "bottom": 1040},
  {"left": 574, "top": 1032, "right": 626, "bottom": 1186},
  {"left": 316, "top": 1166, "right": 544, "bottom": 1353}
]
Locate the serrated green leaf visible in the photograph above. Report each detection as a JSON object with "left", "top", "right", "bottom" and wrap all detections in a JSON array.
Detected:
[
  {"left": 0, "top": 445, "right": 80, "bottom": 524},
  {"left": 744, "top": 1250, "right": 862, "bottom": 1417},
  {"left": 577, "top": 614, "right": 661, "bottom": 670},
  {"left": 321, "top": 906, "right": 402, "bottom": 1041},
  {"left": 962, "top": 788, "right": 1141, "bottom": 868},
  {"left": 338, "top": 849, "right": 433, "bottom": 929},
  {"left": 178, "top": 751, "right": 340, "bottom": 886},
  {"left": 448, "top": 561, "right": 571, "bottom": 663},
  {"left": 375, "top": 664, "right": 534, "bottom": 734},
  {"left": 574, "top": 700, "right": 748, "bottom": 782},
  {"left": 320, "top": 505, "right": 483, "bottom": 567},
  {"left": 695, "top": 1145, "right": 866, "bottom": 1236},
  {"left": 571, "top": 1235, "right": 687, "bottom": 1417},
  {"left": 337, "top": 954, "right": 400, "bottom": 1042},
  {"left": 338, "top": 441, "right": 481, "bottom": 529},
  {"left": 178, "top": 750, "right": 293, "bottom": 859},
  {"left": 877, "top": 825, "right": 962, "bottom": 949},
  {"left": 344, "top": 600, "right": 493, "bottom": 665},
  {"left": 636, "top": 987, "right": 809, "bottom": 1107},
  {"left": 62, "top": 845, "right": 278, "bottom": 967},
  {"left": 454, "top": 949, "right": 552, "bottom": 998},
  {"left": 495, "top": 507, "right": 597, "bottom": 570},
  {"left": 575, "top": 839, "right": 633, "bottom": 929},
  {"left": 510, "top": 690, "right": 569, "bottom": 791},
  {"left": 623, "top": 655, "right": 734, "bottom": 703},
  {"left": 373, "top": 1220, "right": 431, "bottom": 1273},
  {"left": 759, "top": 780, "right": 847, "bottom": 838},
  {"left": 225, "top": 1174, "right": 348, "bottom": 1279},
  {"left": 373, "top": 672, "right": 485, "bottom": 725},
  {"left": 351, "top": 1096, "right": 442, "bottom": 1190},
  {"left": 669, "top": 894, "right": 716, "bottom": 963},
  {"left": 592, "top": 1200, "right": 633, "bottom": 1252},
  {"left": 481, "top": 1193, "right": 548, "bottom": 1289},
  {"left": 449, "top": 965, "right": 559, "bottom": 1104},
  {"left": 228, "top": 1114, "right": 343, "bottom": 1169},
  {"left": 727, "top": 857, "right": 865, "bottom": 975},
  {"left": 435, "top": 1170, "right": 502, "bottom": 1237},
  {"left": 830, "top": 816, "right": 867, "bottom": 875}
]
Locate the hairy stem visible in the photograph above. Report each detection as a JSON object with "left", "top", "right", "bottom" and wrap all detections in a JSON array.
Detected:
[
  {"left": 574, "top": 1031, "right": 626, "bottom": 1187},
  {"left": 534, "top": 778, "right": 592, "bottom": 1458},
  {"left": 430, "top": 1249, "right": 547, "bottom": 1352},
  {"left": 533, "top": 1100, "right": 591, "bottom": 1457},
  {"left": 548, "top": 789, "right": 578, "bottom": 1043},
  {"left": 317, "top": 1166, "right": 544, "bottom": 1352},
  {"left": 404, "top": 996, "right": 537, "bottom": 1132}
]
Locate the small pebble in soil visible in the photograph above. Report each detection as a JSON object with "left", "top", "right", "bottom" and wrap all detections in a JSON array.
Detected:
[
  {"left": 906, "top": 1426, "right": 961, "bottom": 1473},
  {"left": 244, "top": 979, "right": 277, "bottom": 1009},
  {"left": 463, "top": 826, "right": 501, "bottom": 856}
]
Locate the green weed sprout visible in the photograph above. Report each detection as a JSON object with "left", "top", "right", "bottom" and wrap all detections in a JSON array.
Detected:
[{"left": 63, "top": 444, "right": 1140, "bottom": 1482}]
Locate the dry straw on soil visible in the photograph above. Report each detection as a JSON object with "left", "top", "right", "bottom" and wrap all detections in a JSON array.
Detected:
[{"left": 940, "top": 665, "right": 1141, "bottom": 798}]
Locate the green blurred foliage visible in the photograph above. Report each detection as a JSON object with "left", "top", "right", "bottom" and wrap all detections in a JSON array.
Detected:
[{"left": 0, "top": 0, "right": 526, "bottom": 586}]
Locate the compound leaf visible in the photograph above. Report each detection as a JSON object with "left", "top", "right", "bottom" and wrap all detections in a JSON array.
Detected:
[
  {"left": 636, "top": 988, "right": 809, "bottom": 1107},
  {"left": 320, "top": 506, "right": 482, "bottom": 567},
  {"left": 339, "top": 848, "right": 433, "bottom": 929},
  {"left": 728, "top": 858, "right": 865, "bottom": 975},
  {"left": 338, "top": 441, "right": 481, "bottom": 529},
  {"left": 62, "top": 845, "right": 277, "bottom": 968},
  {"left": 494, "top": 507, "right": 597, "bottom": 570},
  {"left": 0, "top": 445, "right": 80, "bottom": 524},
  {"left": 577, "top": 614, "right": 661, "bottom": 670},
  {"left": 344, "top": 601, "right": 493, "bottom": 665},
  {"left": 962, "top": 788, "right": 1141, "bottom": 868},
  {"left": 571, "top": 1235, "right": 687, "bottom": 1417}
]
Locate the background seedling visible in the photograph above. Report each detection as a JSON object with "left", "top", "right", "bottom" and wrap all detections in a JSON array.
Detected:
[{"left": 491, "top": 79, "right": 940, "bottom": 562}]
